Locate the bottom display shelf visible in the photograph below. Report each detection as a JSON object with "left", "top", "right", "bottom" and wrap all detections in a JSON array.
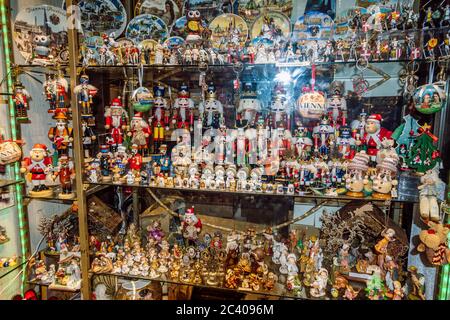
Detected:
[{"left": 91, "top": 271, "right": 310, "bottom": 300}]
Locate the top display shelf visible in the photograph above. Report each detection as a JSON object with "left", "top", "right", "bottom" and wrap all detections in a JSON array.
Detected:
[{"left": 15, "top": 59, "right": 435, "bottom": 71}]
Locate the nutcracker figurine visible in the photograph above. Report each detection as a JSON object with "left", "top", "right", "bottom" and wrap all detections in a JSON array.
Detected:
[
  {"left": 312, "top": 115, "right": 335, "bottom": 158},
  {"left": 52, "top": 155, "right": 75, "bottom": 199},
  {"left": 43, "top": 73, "right": 69, "bottom": 114},
  {"left": 96, "top": 145, "right": 113, "bottom": 182},
  {"left": 236, "top": 82, "right": 261, "bottom": 128},
  {"left": 152, "top": 144, "right": 171, "bottom": 176},
  {"left": 104, "top": 97, "right": 128, "bottom": 152},
  {"left": 152, "top": 85, "right": 170, "bottom": 148},
  {"left": 336, "top": 126, "right": 356, "bottom": 159},
  {"left": 48, "top": 112, "right": 73, "bottom": 156},
  {"left": 73, "top": 74, "right": 98, "bottom": 116},
  {"left": 81, "top": 120, "right": 96, "bottom": 160},
  {"left": 172, "top": 84, "right": 195, "bottom": 131},
  {"left": 181, "top": 207, "right": 202, "bottom": 245},
  {"left": 20, "top": 144, "right": 53, "bottom": 197},
  {"left": 357, "top": 114, "right": 392, "bottom": 164},
  {"left": 13, "top": 80, "right": 31, "bottom": 122},
  {"left": 127, "top": 112, "right": 151, "bottom": 155},
  {"left": 199, "top": 83, "right": 224, "bottom": 129},
  {"left": 326, "top": 81, "right": 347, "bottom": 126},
  {"left": 267, "top": 85, "right": 290, "bottom": 130}
]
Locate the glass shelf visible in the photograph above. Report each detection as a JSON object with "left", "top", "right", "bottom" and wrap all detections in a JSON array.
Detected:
[
  {"left": 0, "top": 179, "right": 24, "bottom": 189},
  {"left": 91, "top": 271, "right": 307, "bottom": 300},
  {"left": 79, "top": 59, "right": 430, "bottom": 72},
  {"left": 27, "top": 280, "right": 80, "bottom": 293},
  {"left": 0, "top": 257, "right": 26, "bottom": 280},
  {"left": 84, "top": 181, "right": 417, "bottom": 204}
]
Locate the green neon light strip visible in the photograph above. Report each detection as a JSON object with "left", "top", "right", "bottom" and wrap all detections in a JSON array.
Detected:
[
  {"left": 0, "top": 0, "right": 28, "bottom": 296},
  {"left": 438, "top": 208, "right": 450, "bottom": 300}
]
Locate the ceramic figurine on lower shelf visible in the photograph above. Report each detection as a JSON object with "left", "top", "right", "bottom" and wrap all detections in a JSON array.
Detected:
[
  {"left": 21, "top": 144, "right": 53, "bottom": 197},
  {"left": 181, "top": 207, "right": 202, "bottom": 246},
  {"left": 309, "top": 268, "right": 329, "bottom": 298},
  {"left": 52, "top": 155, "right": 76, "bottom": 199}
]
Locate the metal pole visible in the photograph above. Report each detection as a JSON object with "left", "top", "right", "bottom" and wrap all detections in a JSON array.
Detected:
[{"left": 66, "top": 0, "right": 91, "bottom": 299}]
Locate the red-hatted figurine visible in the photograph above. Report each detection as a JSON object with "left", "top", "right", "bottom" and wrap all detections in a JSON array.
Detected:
[
  {"left": 20, "top": 144, "right": 53, "bottom": 197},
  {"left": 357, "top": 114, "right": 393, "bottom": 163},
  {"left": 104, "top": 97, "right": 128, "bottom": 152}
]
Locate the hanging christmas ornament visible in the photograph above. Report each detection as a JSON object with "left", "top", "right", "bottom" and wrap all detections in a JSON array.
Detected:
[
  {"left": 296, "top": 65, "right": 326, "bottom": 120},
  {"left": 13, "top": 80, "right": 31, "bottom": 122},
  {"left": 0, "top": 138, "right": 22, "bottom": 165},
  {"left": 131, "top": 66, "right": 153, "bottom": 113},
  {"left": 414, "top": 62, "right": 446, "bottom": 115}
]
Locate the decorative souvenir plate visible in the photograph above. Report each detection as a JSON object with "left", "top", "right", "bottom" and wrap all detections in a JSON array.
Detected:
[
  {"left": 77, "top": 0, "right": 127, "bottom": 38},
  {"left": 13, "top": 5, "right": 68, "bottom": 64},
  {"left": 135, "top": 0, "right": 181, "bottom": 28},
  {"left": 164, "top": 36, "right": 185, "bottom": 49},
  {"left": 250, "top": 12, "right": 291, "bottom": 46},
  {"left": 209, "top": 13, "right": 248, "bottom": 50},
  {"left": 238, "top": 0, "right": 293, "bottom": 23},
  {"left": 292, "top": 11, "right": 334, "bottom": 41},
  {"left": 170, "top": 16, "right": 208, "bottom": 38},
  {"left": 126, "top": 14, "right": 169, "bottom": 44}
]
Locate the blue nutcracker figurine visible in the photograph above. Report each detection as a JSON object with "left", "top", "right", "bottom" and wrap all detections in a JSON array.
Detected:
[
  {"left": 152, "top": 144, "right": 171, "bottom": 176},
  {"left": 96, "top": 144, "right": 113, "bottom": 182}
]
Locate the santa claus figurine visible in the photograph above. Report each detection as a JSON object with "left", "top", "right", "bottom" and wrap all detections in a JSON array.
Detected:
[
  {"left": 357, "top": 114, "right": 392, "bottom": 163},
  {"left": 181, "top": 207, "right": 202, "bottom": 245},
  {"left": 127, "top": 112, "right": 151, "bottom": 155},
  {"left": 20, "top": 144, "right": 53, "bottom": 197},
  {"left": 48, "top": 112, "right": 73, "bottom": 156},
  {"left": 172, "top": 84, "right": 195, "bottom": 131},
  {"left": 104, "top": 97, "right": 128, "bottom": 152}
]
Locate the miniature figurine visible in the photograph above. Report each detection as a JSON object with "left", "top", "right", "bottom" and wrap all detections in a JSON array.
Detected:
[
  {"left": 13, "top": 80, "right": 31, "bottom": 122},
  {"left": 199, "top": 83, "right": 224, "bottom": 129},
  {"left": 345, "top": 151, "right": 370, "bottom": 197},
  {"left": 104, "top": 97, "right": 128, "bottom": 152},
  {"left": 52, "top": 155, "right": 75, "bottom": 199},
  {"left": 310, "top": 268, "right": 329, "bottom": 298},
  {"left": 96, "top": 145, "right": 113, "bottom": 182},
  {"left": 73, "top": 74, "right": 98, "bottom": 116},
  {"left": 21, "top": 144, "right": 53, "bottom": 197},
  {"left": 371, "top": 155, "right": 399, "bottom": 199},
  {"left": 127, "top": 112, "right": 151, "bottom": 155},
  {"left": 181, "top": 207, "right": 202, "bottom": 245},
  {"left": 357, "top": 114, "right": 392, "bottom": 163},
  {"left": 173, "top": 84, "right": 195, "bottom": 131},
  {"left": 48, "top": 112, "right": 73, "bottom": 156},
  {"left": 236, "top": 83, "right": 261, "bottom": 127},
  {"left": 418, "top": 166, "right": 445, "bottom": 221},
  {"left": 186, "top": 10, "right": 204, "bottom": 44},
  {"left": 152, "top": 85, "right": 170, "bottom": 147}
]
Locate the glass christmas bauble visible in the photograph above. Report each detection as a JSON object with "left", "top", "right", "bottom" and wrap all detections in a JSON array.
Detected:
[{"left": 413, "top": 83, "right": 446, "bottom": 114}]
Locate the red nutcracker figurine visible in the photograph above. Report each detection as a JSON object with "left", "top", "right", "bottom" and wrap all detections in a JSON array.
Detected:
[
  {"left": 52, "top": 155, "right": 76, "bottom": 199},
  {"left": 173, "top": 84, "right": 195, "bottom": 131},
  {"left": 127, "top": 112, "right": 151, "bottom": 154},
  {"left": 152, "top": 85, "right": 170, "bottom": 148},
  {"left": 48, "top": 112, "right": 73, "bottom": 156},
  {"left": 104, "top": 97, "right": 128, "bottom": 152},
  {"left": 20, "top": 144, "right": 53, "bottom": 197},
  {"left": 13, "top": 80, "right": 31, "bottom": 122},
  {"left": 357, "top": 114, "right": 393, "bottom": 163}
]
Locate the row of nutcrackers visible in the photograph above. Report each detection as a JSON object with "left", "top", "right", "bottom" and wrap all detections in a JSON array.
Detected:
[{"left": 17, "top": 74, "right": 98, "bottom": 199}]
